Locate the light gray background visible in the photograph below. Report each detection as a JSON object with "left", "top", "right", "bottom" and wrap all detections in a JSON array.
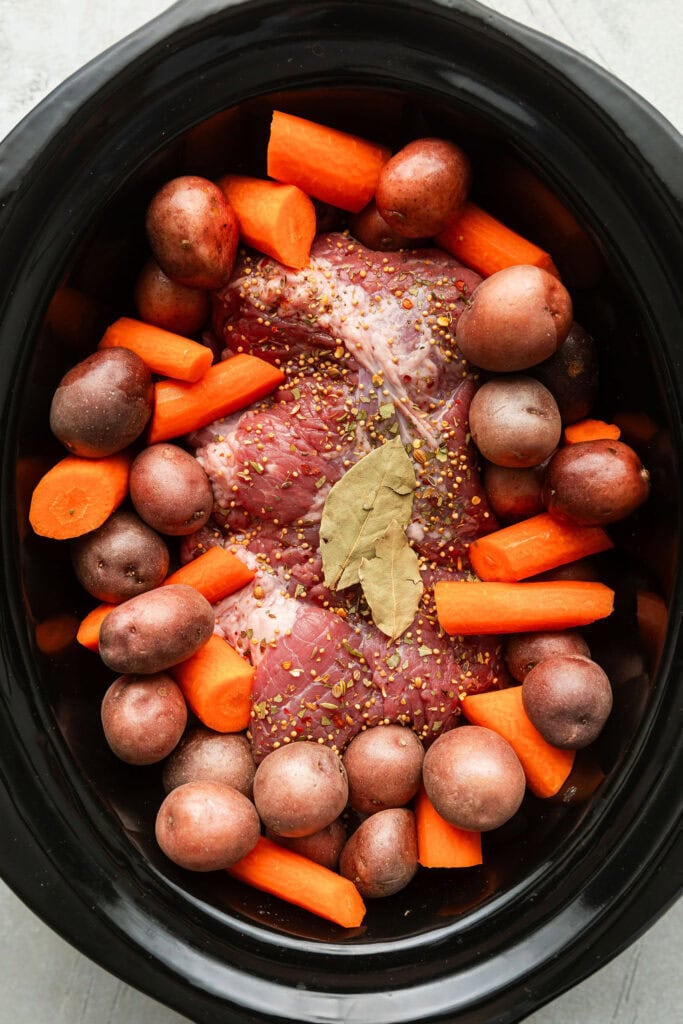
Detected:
[{"left": 0, "top": 1, "right": 680, "bottom": 1022}]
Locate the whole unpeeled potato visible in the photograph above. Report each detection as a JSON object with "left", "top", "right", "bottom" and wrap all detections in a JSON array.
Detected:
[
  {"left": 376, "top": 138, "right": 471, "bottom": 238},
  {"left": 146, "top": 175, "right": 238, "bottom": 290},
  {"left": 339, "top": 807, "right": 418, "bottom": 898},
  {"left": 99, "top": 584, "right": 215, "bottom": 675}
]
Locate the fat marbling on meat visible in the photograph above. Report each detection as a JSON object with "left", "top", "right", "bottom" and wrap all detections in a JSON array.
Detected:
[{"left": 187, "top": 232, "right": 506, "bottom": 759}]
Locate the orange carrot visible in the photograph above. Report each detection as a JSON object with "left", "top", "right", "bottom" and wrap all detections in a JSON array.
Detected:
[
  {"left": 563, "top": 419, "right": 621, "bottom": 444},
  {"left": 228, "top": 836, "right": 366, "bottom": 929},
  {"left": 164, "top": 546, "right": 255, "bottom": 603},
  {"left": 171, "top": 633, "right": 254, "bottom": 732},
  {"left": 218, "top": 175, "right": 316, "bottom": 269},
  {"left": 148, "top": 354, "right": 285, "bottom": 443},
  {"left": 76, "top": 604, "right": 116, "bottom": 651},
  {"left": 436, "top": 202, "right": 560, "bottom": 278},
  {"left": 469, "top": 512, "right": 613, "bottom": 582},
  {"left": 267, "top": 110, "right": 391, "bottom": 213},
  {"left": 434, "top": 580, "right": 614, "bottom": 635},
  {"left": 35, "top": 614, "right": 79, "bottom": 655},
  {"left": 29, "top": 452, "right": 131, "bottom": 540},
  {"left": 462, "top": 686, "right": 575, "bottom": 798},
  {"left": 99, "top": 317, "right": 213, "bottom": 383},
  {"left": 415, "top": 786, "right": 482, "bottom": 868},
  {"left": 76, "top": 548, "right": 254, "bottom": 652}
]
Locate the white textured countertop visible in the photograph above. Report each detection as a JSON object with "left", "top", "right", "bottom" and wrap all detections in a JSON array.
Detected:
[{"left": 0, "top": 1, "right": 681, "bottom": 1022}]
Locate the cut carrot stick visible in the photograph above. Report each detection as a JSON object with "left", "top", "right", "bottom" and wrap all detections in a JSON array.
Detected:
[
  {"left": 76, "top": 548, "right": 254, "bottom": 652},
  {"left": 415, "top": 786, "right": 482, "bottom": 868},
  {"left": 164, "top": 546, "right": 256, "bottom": 603},
  {"left": 148, "top": 354, "right": 285, "bottom": 443},
  {"left": 228, "top": 835, "right": 366, "bottom": 929},
  {"left": 171, "top": 633, "right": 254, "bottom": 732},
  {"left": 267, "top": 110, "right": 391, "bottom": 213},
  {"left": 29, "top": 452, "right": 131, "bottom": 540},
  {"left": 99, "top": 317, "right": 213, "bottom": 383},
  {"left": 435, "top": 580, "right": 614, "bottom": 635},
  {"left": 563, "top": 419, "right": 621, "bottom": 444},
  {"left": 436, "top": 202, "right": 560, "bottom": 279},
  {"left": 462, "top": 686, "right": 575, "bottom": 798},
  {"left": 76, "top": 604, "right": 116, "bottom": 651},
  {"left": 35, "top": 613, "right": 79, "bottom": 655},
  {"left": 469, "top": 512, "right": 613, "bottom": 583},
  {"left": 218, "top": 175, "right": 316, "bottom": 269}
]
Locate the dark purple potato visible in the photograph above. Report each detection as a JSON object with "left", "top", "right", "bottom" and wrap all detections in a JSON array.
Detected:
[
  {"left": 99, "top": 584, "right": 215, "bottom": 675},
  {"left": 543, "top": 439, "right": 650, "bottom": 525},
  {"left": 376, "top": 138, "right": 471, "bottom": 238},
  {"left": 339, "top": 808, "right": 418, "bottom": 898},
  {"left": 522, "top": 655, "right": 613, "bottom": 749},
  {"left": 130, "top": 443, "right": 214, "bottom": 536},
  {"left": 342, "top": 725, "right": 424, "bottom": 814},
  {"left": 101, "top": 673, "right": 187, "bottom": 765},
  {"left": 162, "top": 727, "right": 256, "bottom": 797},
  {"left": 135, "top": 258, "right": 210, "bottom": 336},
  {"left": 349, "top": 201, "right": 412, "bottom": 251},
  {"left": 155, "top": 781, "right": 260, "bottom": 871},
  {"left": 145, "top": 175, "right": 238, "bottom": 290},
  {"left": 456, "top": 264, "right": 573, "bottom": 372},
  {"left": 253, "top": 741, "right": 348, "bottom": 838},
  {"left": 469, "top": 377, "right": 562, "bottom": 468},
  {"left": 505, "top": 630, "right": 591, "bottom": 683},
  {"left": 266, "top": 818, "right": 347, "bottom": 871},
  {"left": 49, "top": 347, "right": 153, "bottom": 457},
  {"left": 423, "top": 726, "right": 526, "bottom": 831},
  {"left": 482, "top": 462, "right": 546, "bottom": 523},
  {"left": 530, "top": 321, "right": 599, "bottom": 425},
  {"left": 71, "top": 509, "right": 169, "bottom": 603}
]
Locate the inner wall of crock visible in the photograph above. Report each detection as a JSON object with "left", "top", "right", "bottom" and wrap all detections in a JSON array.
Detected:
[{"left": 16, "top": 85, "right": 678, "bottom": 943}]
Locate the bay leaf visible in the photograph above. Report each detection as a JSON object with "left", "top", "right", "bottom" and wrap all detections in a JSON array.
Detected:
[
  {"left": 358, "top": 519, "right": 424, "bottom": 641},
  {"left": 320, "top": 436, "right": 417, "bottom": 590}
]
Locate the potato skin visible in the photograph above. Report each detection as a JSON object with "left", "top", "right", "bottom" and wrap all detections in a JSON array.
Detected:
[
  {"left": 376, "top": 138, "right": 471, "bottom": 238},
  {"left": 130, "top": 443, "right": 213, "bottom": 536},
  {"left": 99, "top": 584, "right": 215, "bottom": 675},
  {"left": 343, "top": 725, "right": 424, "bottom": 814},
  {"left": 469, "top": 377, "right": 561, "bottom": 468},
  {"left": 135, "top": 258, "right": 210, "bottom": 336},
  {"left": 522, "top": 655, "right": 613, "bottom": 749},
  {"left": 543, "top": 439, "right": 650, "bottom": 525},
  {"left": 529, "top": 321, "right": 599, "bottom": 425},
  {"left": 349, "top": 202, "right": 411, "bottom": 251},
  {"left": 162, "top": 727, "right": 256, "bottom": 797},
  {"left": 146, "top": 175, "right": 238, "bottom": 290},
  {"left": 155, "top": 781, "right": 260, "bottom": 871},
  {"left": 71, "top": 509, "right": 169, "bottom": 603},
  {"left": 505, "top": 630, "right": 591, "bottom": 683},
  {"left": 253, "top": 741, "right": 348, "bottom": 838},
  {"left": 482, "top": 462, "right": 546, "bottom": 523},
  {"left": 49, "top": 347, "right": 153, "bottom": 457},
  {"left": 266, "top": 818, "right": 347, "bottom": 871},
  {"left": 456, "top": 265, "right": 573, "bottom": 372},
  {"left": 423, "top": 726, "right": 526, "bottom": 831},
  {"left": 101, "top": 673, "right": 187, "bottom": 765},
  {"left": 339, "top": 808, "right": 418, "bottom": 898}
]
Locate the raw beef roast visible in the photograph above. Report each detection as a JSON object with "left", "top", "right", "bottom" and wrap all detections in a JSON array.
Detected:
[{"left": 186, "top": 233, "right": 506, "bottom": 759}]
